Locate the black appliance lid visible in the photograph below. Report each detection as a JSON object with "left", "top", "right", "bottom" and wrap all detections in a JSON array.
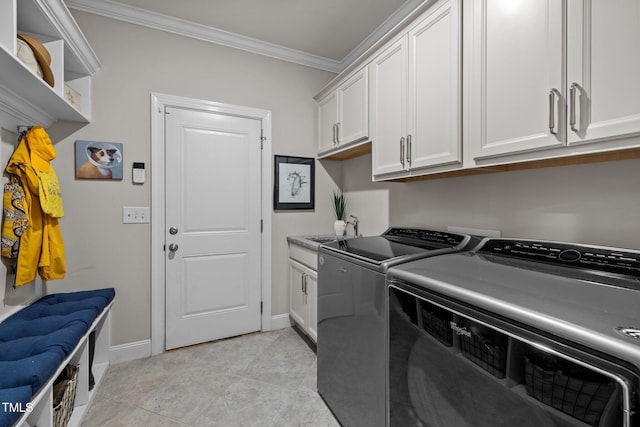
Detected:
[{"left": 320, "top": 227, "right": 470, "bottom": 264}]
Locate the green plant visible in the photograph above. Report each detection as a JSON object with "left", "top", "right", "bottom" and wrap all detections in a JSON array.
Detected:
[{"left": 331, "top": 189, "right": 347, "bottom": 220}]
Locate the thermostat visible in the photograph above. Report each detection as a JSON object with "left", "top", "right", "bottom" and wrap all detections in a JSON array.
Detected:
[{"left": 132, "top": 162, "right": 145, "bottom": 184}]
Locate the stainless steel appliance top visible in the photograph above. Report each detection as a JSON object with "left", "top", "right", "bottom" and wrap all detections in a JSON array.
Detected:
[
  {"left": 319, "top": 227, "right": 473, "bottom": 272},
  {"left": 386, "top": 238, "right": 640, "bottom": 365}
]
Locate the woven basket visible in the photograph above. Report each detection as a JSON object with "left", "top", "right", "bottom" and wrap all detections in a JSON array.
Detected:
[
  {"left": 459, "top": 332, "right": 507, "bottom": 378},
  {"left": 420, "top": 306, "right": 453, "bottom": 346},
  {"left": 524, "top": 356, "right": 616, "bottom": 426},
  {"left": 457, "top": 320, "right": 508, "bottom": 378},
  {"left": 53, "top": 364, "right": 79, "bottom": 427}
]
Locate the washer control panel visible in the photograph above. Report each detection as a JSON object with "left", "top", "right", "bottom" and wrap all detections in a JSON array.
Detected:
[{"left": 478, "top": 239, "right": 640, "bottom": 278}]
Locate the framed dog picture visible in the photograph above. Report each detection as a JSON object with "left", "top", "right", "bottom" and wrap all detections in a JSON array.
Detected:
[
  {"left": 75, "top": 140, "right": 123, "bottom": 180},
  {"left": 274, "top": 155, "right": 315, "bottom": 210}
]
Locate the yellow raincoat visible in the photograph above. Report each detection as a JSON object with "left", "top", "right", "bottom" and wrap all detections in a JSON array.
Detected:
[{"left": 2, "top": 126, "right": 65, "bottom": 286}]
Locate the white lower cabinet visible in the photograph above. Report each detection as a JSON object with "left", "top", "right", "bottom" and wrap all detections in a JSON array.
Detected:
[
  {"left": 289, "top": 259, "right": 318, "bottom": 343},
  {"left": 305, "top": 269, "right": 318, "bottom": 342},
  {"left": 288, "top": 242, "right": 318, "bottom": 343}
]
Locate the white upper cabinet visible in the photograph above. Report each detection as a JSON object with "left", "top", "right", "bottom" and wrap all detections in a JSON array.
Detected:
[
  {"left": 370, "top": 36, "right": 408, "bottom": 176},
  {"left": 317, "top": 90, "right": 338, "bottom": 154},
  {"left": 467, "top": 0, "right": 565, "bottom": 160},
  {"left": 566, "top": 0, "right": 640, "bottom": 146},
  {"left": 407, "top": 0, "right": 461, "bottom": 171},
  {"left": 468, "top": 0, "right": 640, "bottom": 162},
  {"left": 371, "top": 0, "right": 461, "bottom": 179},
  {"left": 337, "top": 69, "right": 369, "bottom": 146},
  {"left": 0, "top": 0, "right": 100, "bottom": 133},
  {"left": 317, "top": 67, "right": 369, "bottom": 158}
]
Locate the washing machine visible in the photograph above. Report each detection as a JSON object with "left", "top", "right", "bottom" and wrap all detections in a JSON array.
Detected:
[{"left": 386, "top": 238, "right": 640, "bottom": 427}]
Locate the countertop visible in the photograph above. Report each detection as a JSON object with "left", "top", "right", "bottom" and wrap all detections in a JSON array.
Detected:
[{"left": 287, "top": 235, "right": 345, "bottom": 250}]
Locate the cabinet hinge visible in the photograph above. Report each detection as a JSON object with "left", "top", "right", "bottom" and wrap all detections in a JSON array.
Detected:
[
  {"left": 260, "top": 219, "right": 263, "bottom": 232},
  {"left": 260, "top": 301, "right": 263, "bottom": 314}
]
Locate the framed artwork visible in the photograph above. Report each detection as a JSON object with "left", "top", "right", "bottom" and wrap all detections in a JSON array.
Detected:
[
  {"left": 75, "top": 140, "right": 123, "bottom": 180},
  {"left": 274, "top": 155, "right": 315, "bottom": 210}
]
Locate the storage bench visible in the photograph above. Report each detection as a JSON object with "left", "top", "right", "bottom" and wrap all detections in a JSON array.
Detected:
[{"left": 0, "top": 288, "right": 115, "bottom": 427}]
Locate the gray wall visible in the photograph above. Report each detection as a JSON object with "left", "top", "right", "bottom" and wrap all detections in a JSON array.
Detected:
[
  {"left": 342, "top": 153, "right": 640, "bottom": 250},
  {"left": 1, "top": 11, "right": 338, "bottom": 345}
]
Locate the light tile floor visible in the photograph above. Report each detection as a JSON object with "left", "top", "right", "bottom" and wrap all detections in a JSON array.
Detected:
[{"left": 82, "top": 327, "right": 339, "bottom": 426}]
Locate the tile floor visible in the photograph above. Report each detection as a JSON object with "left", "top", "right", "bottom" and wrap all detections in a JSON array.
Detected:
[{"left": 82, "top": 327, "right": 339, "bottom": 426}]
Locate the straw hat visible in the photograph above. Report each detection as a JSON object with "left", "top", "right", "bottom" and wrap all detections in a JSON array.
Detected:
[{"left": 17, "top": 34, "right": 54, "bottom": 87}]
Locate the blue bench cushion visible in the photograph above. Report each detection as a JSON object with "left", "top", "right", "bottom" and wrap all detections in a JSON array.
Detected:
[
  {"left": 0, "top": 386, "right": 32, "bottom": 427},
  {"left": 0, "top": 288, "right": 114, "bottom": 427}
]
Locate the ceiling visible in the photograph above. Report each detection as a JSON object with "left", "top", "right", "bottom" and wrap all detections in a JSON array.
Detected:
[{"left": 65, "top": 0, "right": 424, "bottom": 73}]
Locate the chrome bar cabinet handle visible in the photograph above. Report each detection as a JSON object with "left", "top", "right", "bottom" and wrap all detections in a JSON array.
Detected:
[
  {"left": 548, "top": 89, "right": 561, "bottom": 135},
  {"left": 569, "top": 83, "right": 578, "bottom": 133},
  {"left": 399, "top": 137, "right": 405, "bottom": 167},
  {"left": 406, "top": 134, "right": 412, "bottom": 166}
]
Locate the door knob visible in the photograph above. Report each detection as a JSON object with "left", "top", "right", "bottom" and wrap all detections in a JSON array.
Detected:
[
  {"left": 168, "top": 243, "right": 179, "bottom": 252},
  {"left": 169, "top": 227, "right": 178, "bottom": 235}
]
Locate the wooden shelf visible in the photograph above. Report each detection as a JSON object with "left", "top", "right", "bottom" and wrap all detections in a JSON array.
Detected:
[
  {"left": 392, "top": 147, "right": 640, "bottom": 182},
  {"left": 317, "top": 140, "right": 372, "bottom": 161}
]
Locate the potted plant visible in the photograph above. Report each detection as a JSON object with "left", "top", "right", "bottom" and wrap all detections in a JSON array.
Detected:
[{"left": 331, "top": 189, "right": 347, "bottom": 236}]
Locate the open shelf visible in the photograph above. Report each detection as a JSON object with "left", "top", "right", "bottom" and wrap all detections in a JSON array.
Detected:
[
  {"left": 0, "top": 0, "right": 100, "bottom": 133},
  {"left": 15, "top": 301, "right": 113, "bottom": 427}
]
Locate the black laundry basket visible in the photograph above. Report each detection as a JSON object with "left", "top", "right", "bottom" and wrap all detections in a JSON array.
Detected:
[
  {"left": 420, "top": 302, "right": 453, "bottom": 346},
  {"left": 458, "top": 320, "right": 508, "bottom": 379},
  {"left": 524, "top": 354, "right": 617, "bottom": 426}
]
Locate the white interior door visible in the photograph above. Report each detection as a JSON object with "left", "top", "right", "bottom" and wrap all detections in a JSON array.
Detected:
[{"left": 164, "top": 106, "right": 262, "bottom": 350}]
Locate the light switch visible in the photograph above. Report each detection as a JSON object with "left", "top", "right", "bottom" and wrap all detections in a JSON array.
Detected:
[{"left": 123, "top": 206, "right": 150, "bottom": 223}]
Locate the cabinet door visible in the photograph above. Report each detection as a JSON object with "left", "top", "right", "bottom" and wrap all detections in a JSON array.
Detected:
[
  {"left": 566, "top": 0, "right": 640, "bottom": 145},
  {"left": 468, "top": 0, "right": 565, "bottom": 160},
  {"left": 337, "top": 68, "right": 369, "bottom": 146},
  {"left": 305, "top": 269, "right": 318, "bottom": 343},
  {"left": 408, "top": 0, "right": 462, "bottom": 170},
  {"left": 370, "top": 37, "right": 409, "bottom": 177},
  {"left": 289, "top": 260, "right": 307, "bottom": 330},
  {"left": 318, "top": 91, "right": 338, "bottom": 154}
]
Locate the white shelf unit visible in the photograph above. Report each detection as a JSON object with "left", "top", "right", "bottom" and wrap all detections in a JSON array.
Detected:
[
  {"left": 0, "top": 0, "right": 100, "bottom": 133},
  {"left": 15, "top": 301, "right": 113, "bottom": 427}
]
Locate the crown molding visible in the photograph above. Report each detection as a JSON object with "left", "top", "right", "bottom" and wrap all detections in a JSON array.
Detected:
[
  {"left": 339, "top": 0, "right": 425, "bottom": 68},
  {"left": 34, "top": 0, "right": 102, "bottom": 74},
  {"left": 64, "top": 0, "right": 343, "bottom": 73},
  {"left": 65, "top": 0, "right": 424, "bottom": 74}
]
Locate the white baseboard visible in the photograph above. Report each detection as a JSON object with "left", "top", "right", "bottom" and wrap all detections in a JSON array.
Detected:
[
  {"left": 111, "top": 316, "right": 291, "bottom": 364},
  {"left": 109, "top": 339, "right": 151, "bottom": 364},
  {"left": 270, "top": 313, "right": 293, "bottom": 331}
]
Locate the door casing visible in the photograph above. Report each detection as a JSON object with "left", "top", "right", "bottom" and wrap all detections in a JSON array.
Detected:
[{"left": 150, "top": 93, "right": 272, "bottom": 355}]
